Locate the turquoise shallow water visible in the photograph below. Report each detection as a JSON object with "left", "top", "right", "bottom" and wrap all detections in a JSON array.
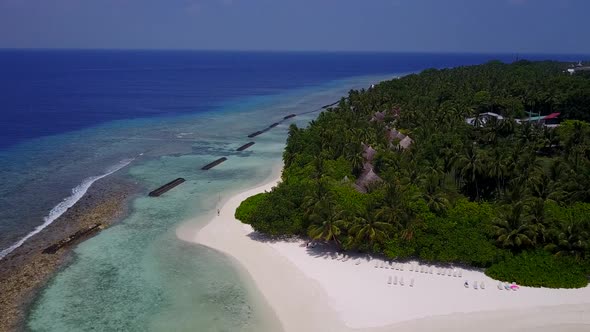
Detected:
[{"left": 25, "top": 75, "right": 391, "bottom": 331}]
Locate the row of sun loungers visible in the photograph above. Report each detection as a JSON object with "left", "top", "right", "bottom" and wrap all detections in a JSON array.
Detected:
[
  {"left": 436, "top": 268, "right": 463, "bottom": 278},
  {"left": 365, "top": 259, "right": 520, "bottom": 292},
  {"left": 464, "top": 280, "right": 486, "bottom": 289},
  {"left": 387, "top": 275, "right": 414, "bottom": 287},
  {"left": 374, "top": 261, "right": 407, "bottom": 270},
  {"left": 372, "top": 261, "right": 463, "bottom": 277}
]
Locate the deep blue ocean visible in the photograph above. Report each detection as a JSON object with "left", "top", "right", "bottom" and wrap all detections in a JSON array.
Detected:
[
  {"left": 3, "top": 50, "right": 407, "bottom": 149},
  {"left": 3, "top": 50, "right": 584, "bottom": 150},
  {"left": 0, "top": 50, "right": 587, "bottom": 331}
]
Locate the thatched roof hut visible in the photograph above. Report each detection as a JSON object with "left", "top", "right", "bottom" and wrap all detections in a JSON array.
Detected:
[
  {"left": 354, "top": 163, "right": 383, "bottom": 193},
  {"left": 386, "top": 128, "right": 406, "bottom": 144},
  {"left": 370, "top": 111, "right": 386, "bottom": 122},
  {"left": 362, "top": 145, "right": 377, "bottom": 162},
  {"left": 398, "top": 136, "right": 413, "bottom": 150}
]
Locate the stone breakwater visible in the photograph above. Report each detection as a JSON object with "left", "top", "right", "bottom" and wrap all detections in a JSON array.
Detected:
[{"left": 0, "top": 175, "right": 140, "bottom": 332}]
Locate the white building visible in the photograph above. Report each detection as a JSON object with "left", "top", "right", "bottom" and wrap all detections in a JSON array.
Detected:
[{"left": 465, "top": 112, "right": 504, "bottom": 126}]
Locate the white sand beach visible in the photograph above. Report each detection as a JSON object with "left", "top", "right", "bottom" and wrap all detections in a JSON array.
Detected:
[{"left": 180, "top": 168, "right": 590, "bottom": 332}]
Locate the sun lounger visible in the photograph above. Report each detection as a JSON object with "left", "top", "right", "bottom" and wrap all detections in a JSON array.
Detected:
[
  {"left": 447, "top": 269, "right": 452, "bottom": 276},
  {"left": 400, "top": 277, "right": 404, "bottom": 286},
  {"left": 480, "top": 282, "right": 485, "bottom": 289},
  {"left": 400, "top": 264, "right": 404, "bottom": 271},
  {"left": 504, "top": 284, "right": 511, "bottom": 290},
  {"left": 498, "top": 282, "right": 503, "bottom": 290},
  {"left": 388, "top": 276, "right": 392, "bottom": 284},
  {"left": 410, "top": 278, "right": 414, "bottom": 287},
  {"left": 474, "top": 282, "right": 478, "bottom": 290},
  {"left": 458, "top": 270, "right": 462, "bottom": 278},
  {"left": 355, "top": 259, "right": 361, "bottom": 265},
  {"left": 394, "top": 276, "right": 398, "bottom": 285},
  {"left": 436, "top": 269, "right": 441, "bottom": 275},
  {"left": 464, "top": 280, "right": 469, "bottom": 288},
  {"left": 374, "top": 261, "right": 378, "bottom": 268},
  {"left": 409, "top": 265, "right": 414, "bottom": 272},
  {"left": 429, "top": 267, "right": 433, "bottom": 274}
]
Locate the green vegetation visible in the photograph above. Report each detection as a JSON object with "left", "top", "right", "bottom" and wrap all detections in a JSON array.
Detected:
[
  {"left": 236, "top": 60, "right": 590, "bottom": 288},
  {"left": 486, "top": 251, "right": 588, "bottom": 288}
]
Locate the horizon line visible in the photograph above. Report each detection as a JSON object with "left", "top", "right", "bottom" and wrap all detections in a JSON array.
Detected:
[{"left": 1, "top": 47, "right": 589, "bottom": 57}]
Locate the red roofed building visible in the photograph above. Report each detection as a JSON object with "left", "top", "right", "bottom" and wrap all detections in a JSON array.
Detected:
[{"left": 543, "top": 112, "right": 561, "bottom": 127}]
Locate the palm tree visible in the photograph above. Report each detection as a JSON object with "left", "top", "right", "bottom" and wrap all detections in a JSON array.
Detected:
[
  {"left": 346, "top": 143, "right": 365, "bottom": 177},
  {"left": 440, "top": 145, "right": 460, "bottom": 174},
  {"left": 421, "top": 174, "right": 450, "bottom": 214},
  {"left": 358, "top": 127, "right": 375, "bottom": 146},
  {"left": 512, "top": 152, "right": 543, "bottom": 189},
  {"left": 487, "top": 148, "right": 508, "bottom": 192},
  {"left": 397, "top": 205, "right": 422, "bottom": 241},
  {"left": 567, "top": 171, "right": 590, "bottom": 203},
  {"left": 376, "top": 188, "right": 422, "bottom": 241},
  {"left": 539, "top": 126, "right": 559, "bottom": 152},
  {"left": 307, "top": 208, "right": 347, "bottom": 245},
  {"left": 492, "top": 202, "right": 536, "bottom": 250},
  {"left": 525, "top": 197, "right": 549, "bottom": 244},
  {"left": 481, "top": 117, "right": 501, "bottom": 144},
  {"left": 348, "top": 210, "right": 393, "bottom": 249},
  {"left": 302, "top": 179, "right": 332, "bottom": 220},
  {"left": 311, "top": 155, "right": 325, "bottom": 179},
  {"left": 499, "top": 116, "right": 516, "bottom": 137},
  {"left": 545, "top": 221, "right": 589, "bottom": 260},
  {"left": 455, "top": 145, "right": 485, "bottom": 200}
]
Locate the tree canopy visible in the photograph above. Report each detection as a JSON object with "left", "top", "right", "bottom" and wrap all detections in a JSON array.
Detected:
[{"left": 236, "top": 60, "right": 590, "bottom": 288}]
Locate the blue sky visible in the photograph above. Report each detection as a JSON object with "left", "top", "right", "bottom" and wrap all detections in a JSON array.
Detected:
[{"left": 0, "top": 0, "right": 587, "bottom": 53}]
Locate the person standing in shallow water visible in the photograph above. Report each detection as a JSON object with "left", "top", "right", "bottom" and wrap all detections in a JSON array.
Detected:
[{"left": 217, "top": 209, "right": 220, "bottom": 216}]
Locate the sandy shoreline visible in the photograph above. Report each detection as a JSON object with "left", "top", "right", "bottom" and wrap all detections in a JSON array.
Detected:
[{"left": 182, "top": 168, "right": 590, "bottom": 332}]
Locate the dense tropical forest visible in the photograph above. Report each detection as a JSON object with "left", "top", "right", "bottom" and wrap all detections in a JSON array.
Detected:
[{"left": 236, "top": 60, "right": 590, "bottom": 288}]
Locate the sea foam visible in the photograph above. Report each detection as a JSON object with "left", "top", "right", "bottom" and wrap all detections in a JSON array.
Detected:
[{"left": 0, "top": 158, "right": 134, "bottom": 260}]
